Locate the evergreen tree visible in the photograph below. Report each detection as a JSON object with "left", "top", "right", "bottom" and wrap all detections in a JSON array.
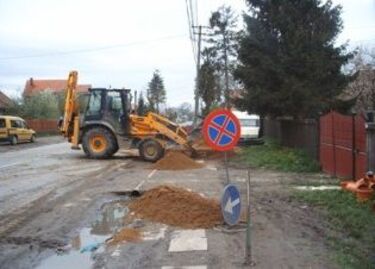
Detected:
[
  {"left": 147, "top": 70, "right": 166, "bottom": 113},
  {"left": 198, "top": 49, "right": 222, "bottom": 115},
  {"left": 207, "top": 5, "right": 238, "bottom": 104},
  {"left": 235, "top": 0, "right": 354, "bottom": 118},
  {"left": 137, "top": 92, "right": 146, "bottom": 116}
]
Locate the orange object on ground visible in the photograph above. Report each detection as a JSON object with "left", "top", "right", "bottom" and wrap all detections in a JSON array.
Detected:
[
  {"left": 341, "top": 171, "right": 375, "bottom": 202},
  {"left": 355, "top": 188, "right": 374, "bottom": 202}
]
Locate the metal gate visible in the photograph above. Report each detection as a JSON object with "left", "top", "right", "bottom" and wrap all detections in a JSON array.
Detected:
[{"left": 320, "top": 111, "right": 367, "bottom": 179}]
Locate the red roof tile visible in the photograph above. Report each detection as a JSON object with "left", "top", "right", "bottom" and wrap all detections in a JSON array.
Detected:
[
  {"left": 24, "top": 78, "right": 91, "bottom": 96},
  {"left": 0, "top": 91, "right": 12, "bottom": 108}
]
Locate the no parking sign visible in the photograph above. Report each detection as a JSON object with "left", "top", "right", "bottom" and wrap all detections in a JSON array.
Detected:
[{"left": 202, "top": 109, "right": 241, "bottom": 151}]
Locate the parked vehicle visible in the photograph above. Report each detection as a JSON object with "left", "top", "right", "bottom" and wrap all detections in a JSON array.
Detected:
[
  {"left": 232, "top": 110, "right": 260, "bottom": 142},
  {"left": 0, "top": 115, "right": 36, "bottom": 145}
]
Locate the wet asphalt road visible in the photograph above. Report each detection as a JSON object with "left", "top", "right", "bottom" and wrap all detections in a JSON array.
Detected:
[{"left": 0, "top": 141, "right": 338, "bottom": 269}]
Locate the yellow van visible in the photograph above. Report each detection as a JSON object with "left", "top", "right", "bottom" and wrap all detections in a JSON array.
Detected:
[{"left": 0, "top": 116, "right": 36, "bottom": 145}]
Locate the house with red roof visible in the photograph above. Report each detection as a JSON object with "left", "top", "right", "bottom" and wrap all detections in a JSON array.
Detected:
[
  {"left": 23, "top": 77, "right": 91, "bottom": 97},
  {"left": 0, "top": 91, "right": 12, "bottom": 114}
]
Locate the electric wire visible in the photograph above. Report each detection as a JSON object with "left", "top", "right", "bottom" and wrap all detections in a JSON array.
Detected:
[
  {"left": 0, "top": 34, "right": 187, "bottom": 61},
  {"left": 185, "top": 0, "right": 197, "bottom": 64}
]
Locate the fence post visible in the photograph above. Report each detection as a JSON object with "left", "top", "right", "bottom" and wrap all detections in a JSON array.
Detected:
[
  {"left": 366, "top": 123, "right": 375, "bottom": 172},
  {"left": 352, "top": 114, "right": 356, "bottom": 180},
  {"left": 331, "top": 112, "right": 336, "bottom": 177}
]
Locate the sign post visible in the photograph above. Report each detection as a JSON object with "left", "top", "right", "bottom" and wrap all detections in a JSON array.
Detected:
[
  {"left": 202, "top": 109, "right": 254, "bottom": 264},
  {"left": 202, "top": 108, "right": 242, "bottom": 225}
]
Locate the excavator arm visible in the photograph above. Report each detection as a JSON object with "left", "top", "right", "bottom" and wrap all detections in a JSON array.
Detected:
[
  {"left": 130, "top": 112, "right": 188, "bottom": 145},
  {"left": 60, "top": 71, "right": 80, "bottom": 149}
]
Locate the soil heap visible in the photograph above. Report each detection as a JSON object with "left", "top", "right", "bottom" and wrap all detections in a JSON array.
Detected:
[
  {"left": 108, "top": 228, "right": 142, "bottom": 246},
  {"left": 128, "top": 185, "right": 223, "bottom": 229},
  {"left": 151, "top": 151, "right": 203, "bottom": 170}
]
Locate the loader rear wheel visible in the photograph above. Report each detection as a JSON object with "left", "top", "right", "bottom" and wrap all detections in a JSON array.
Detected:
[
  {"left": 82, "top": 127, "right": 117, "bottom": 159},
  {"left": 139, "top": 139, "right": 164, "bottom": 162}
]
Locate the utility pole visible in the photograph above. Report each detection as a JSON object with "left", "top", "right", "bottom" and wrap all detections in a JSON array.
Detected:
[
  {"left": 192, "top": 25, "right": 210, "bottom": 127},
  {"left": 223, "top": 35, "right": 229, "bottom": 108},
  {"left": 193, "top": 25, "right": 202, "bottom": 127}
]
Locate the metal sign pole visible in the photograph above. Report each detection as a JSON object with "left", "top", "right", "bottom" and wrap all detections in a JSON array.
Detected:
[
  {"left": 245, "top": 168, "right": 255, "bottom": 266},
  {"left": 224, "top": 151, "right": 230, "bottom": 184}
]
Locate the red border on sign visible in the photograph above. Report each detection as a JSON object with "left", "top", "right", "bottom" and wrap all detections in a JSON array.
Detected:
[{"left": 202, "top": 108, "right": 241, "bottom": 151}]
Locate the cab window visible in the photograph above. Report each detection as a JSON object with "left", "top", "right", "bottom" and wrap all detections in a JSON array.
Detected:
[
  {"left": 19, "top": 121, "right": 26, "bottom": 129},
  {"left": 0, "top": 119, "right": 5, "bottom": 128},
  {"left": 240, "top": 119, "right": 259, "bottom": 127},
  {"left": 10, "top": 120, "right": 18, "bottom": 128},
  {"left": 108, "top": 91, "right": 123, "bottom": 114},
  {"left": 86, "top": 91, "right": 102, "bottom": 116}
]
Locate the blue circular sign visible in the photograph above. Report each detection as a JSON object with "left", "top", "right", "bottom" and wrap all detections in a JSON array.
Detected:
[
  {"left": 221, "top": 184, "right": 241, "bottom": 226},
  {"left": 202, "top": 109, "right": 241, "bottom": 151}
]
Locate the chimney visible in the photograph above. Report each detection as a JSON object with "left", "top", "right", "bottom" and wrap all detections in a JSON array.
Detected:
[{"left": 30, "top": 77, "right": 33, "bottom": 86}]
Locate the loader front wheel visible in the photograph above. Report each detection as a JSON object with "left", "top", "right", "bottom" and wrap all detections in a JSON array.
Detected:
[
  {"left": 82, "top": 127, "right": 117, "bottom": 159},
  {"left": 139, "top": 139, "right": 164, "bottom": 162}
]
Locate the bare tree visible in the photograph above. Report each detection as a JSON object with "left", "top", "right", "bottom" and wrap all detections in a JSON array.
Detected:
[{"left": 345, "top": 46, "right": 375, "bottom": 111}]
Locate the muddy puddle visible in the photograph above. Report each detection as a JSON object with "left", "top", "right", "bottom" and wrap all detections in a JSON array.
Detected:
[{"left": 37, "top": 198, "right": 131, "bottom": 269}]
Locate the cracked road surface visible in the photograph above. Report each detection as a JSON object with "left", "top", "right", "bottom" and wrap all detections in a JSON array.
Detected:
[{"left": 0, "top": 141, "right": 338, "bottom": 269}]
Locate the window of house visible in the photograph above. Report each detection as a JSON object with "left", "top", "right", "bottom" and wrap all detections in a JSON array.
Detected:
[{"left": 0, "top": 119, "right": 5, "bottom": 128}]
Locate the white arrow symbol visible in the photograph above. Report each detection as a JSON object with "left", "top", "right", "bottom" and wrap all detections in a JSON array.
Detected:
[{"left": 224, "top": 197, "right": 240, "bottom": 214}]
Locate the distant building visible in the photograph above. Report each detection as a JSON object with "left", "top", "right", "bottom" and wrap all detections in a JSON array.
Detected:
[
  {"left": 23, "top": 77, "right": 91, "bottom": 97},
  {"left": 0, "top": 91, "right": 12, "bottom": 114}
]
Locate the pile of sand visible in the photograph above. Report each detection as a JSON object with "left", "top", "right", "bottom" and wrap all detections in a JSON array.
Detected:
[
  {"left": 107, "top": 228, "right": 142, "bottom": 246},
  {"left": 152, "top": 151, "right": 203, "bottom": 170},
  {"left": 128, "top": 185, "right": 223, "bottom": 229}
]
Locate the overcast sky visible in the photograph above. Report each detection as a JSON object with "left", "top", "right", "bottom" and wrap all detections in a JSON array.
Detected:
[{"left": 0, "top": 0, "right": 374, "bottom": 106}]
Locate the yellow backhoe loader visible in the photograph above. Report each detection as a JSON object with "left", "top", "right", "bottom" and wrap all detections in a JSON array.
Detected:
[{"left": 60, "top": 71, "right": 196, "bottom": 162}]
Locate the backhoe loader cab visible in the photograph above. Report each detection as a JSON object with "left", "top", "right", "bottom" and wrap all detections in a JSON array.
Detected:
[
  {"left": 79, "top": 88, "right": 134, "bottom": 159},
  {"left": 61, "top": 71, "right": 194, "bottom": 162}
]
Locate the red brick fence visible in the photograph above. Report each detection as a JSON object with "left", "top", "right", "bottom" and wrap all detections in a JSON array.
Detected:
[
  {"left": 320, "top": 111, "right": 367, "bottom": 179},
  {"left": 264, "top": 111, "right": 371, "bottom": 179},
  {"left": 25, "top": 119, "right": 59, "bottom": 133}
]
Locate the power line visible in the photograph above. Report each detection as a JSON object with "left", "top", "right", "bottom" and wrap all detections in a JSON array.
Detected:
[
  {"left": 185, "top": 0, "right": 197, "bottom": 64},
  {"left": 0, "top": 34, "right": 187, "bottom": 61},
  {"left": 195, "top": 0, "right": 199, "bottom": 25}
]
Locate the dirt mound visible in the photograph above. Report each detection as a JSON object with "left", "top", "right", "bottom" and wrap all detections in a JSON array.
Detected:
[
  {"left": 152, "top": 151, "right": 203, "bottom": 170},
  {"left": 108, "top": 228, "right": 142, "bottom": 246},
  {"left": 128, "top": 185, "right": 223, "bottom": 229}
]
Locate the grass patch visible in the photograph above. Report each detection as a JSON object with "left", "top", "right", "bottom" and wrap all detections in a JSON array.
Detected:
[
  {"left": 293, "top": 190, "right": 375, "bottom": 269},
  {"left": 236, "top": 140, "right": 320, "bottom": 173}
]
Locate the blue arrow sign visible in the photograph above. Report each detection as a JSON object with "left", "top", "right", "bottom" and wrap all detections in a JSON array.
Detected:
[{"left": 221, "top": 184, "right": 241, "bottom": 226}]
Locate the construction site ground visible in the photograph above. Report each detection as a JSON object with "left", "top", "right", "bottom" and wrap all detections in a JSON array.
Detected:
[{"left": 0, "top": 140, "right": 339, "bottom": 269}]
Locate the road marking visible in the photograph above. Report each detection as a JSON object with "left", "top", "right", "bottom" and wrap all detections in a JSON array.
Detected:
[
  {"left": 135, "top": 180, "right": 145, "bottom": 191},
  {"left": 111, "top": 246, "right": 121, "bottom": 257},
  {"left": 143, "top": 226, "right": 167, "bottom": 241},
  {"left": 224, "top": 197, "right": 240, "bottom": 214},
  {"left": 161, "top": 265, "right": 207, "bottom": 269},
  {"left": 148, "top": 169, "right": 157, "bottom": 178},
  {"left": 168, "top": 229, "right": 207, "bottom": 252},
  {"left": 63, "top": 203, "right": 75, "bottom": 208},
  {"left": 0, "top": 162, "right": 22, "bottom": 170},
  {"left": 206, "top": 166, "right": 217, "bottom": 171}
]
